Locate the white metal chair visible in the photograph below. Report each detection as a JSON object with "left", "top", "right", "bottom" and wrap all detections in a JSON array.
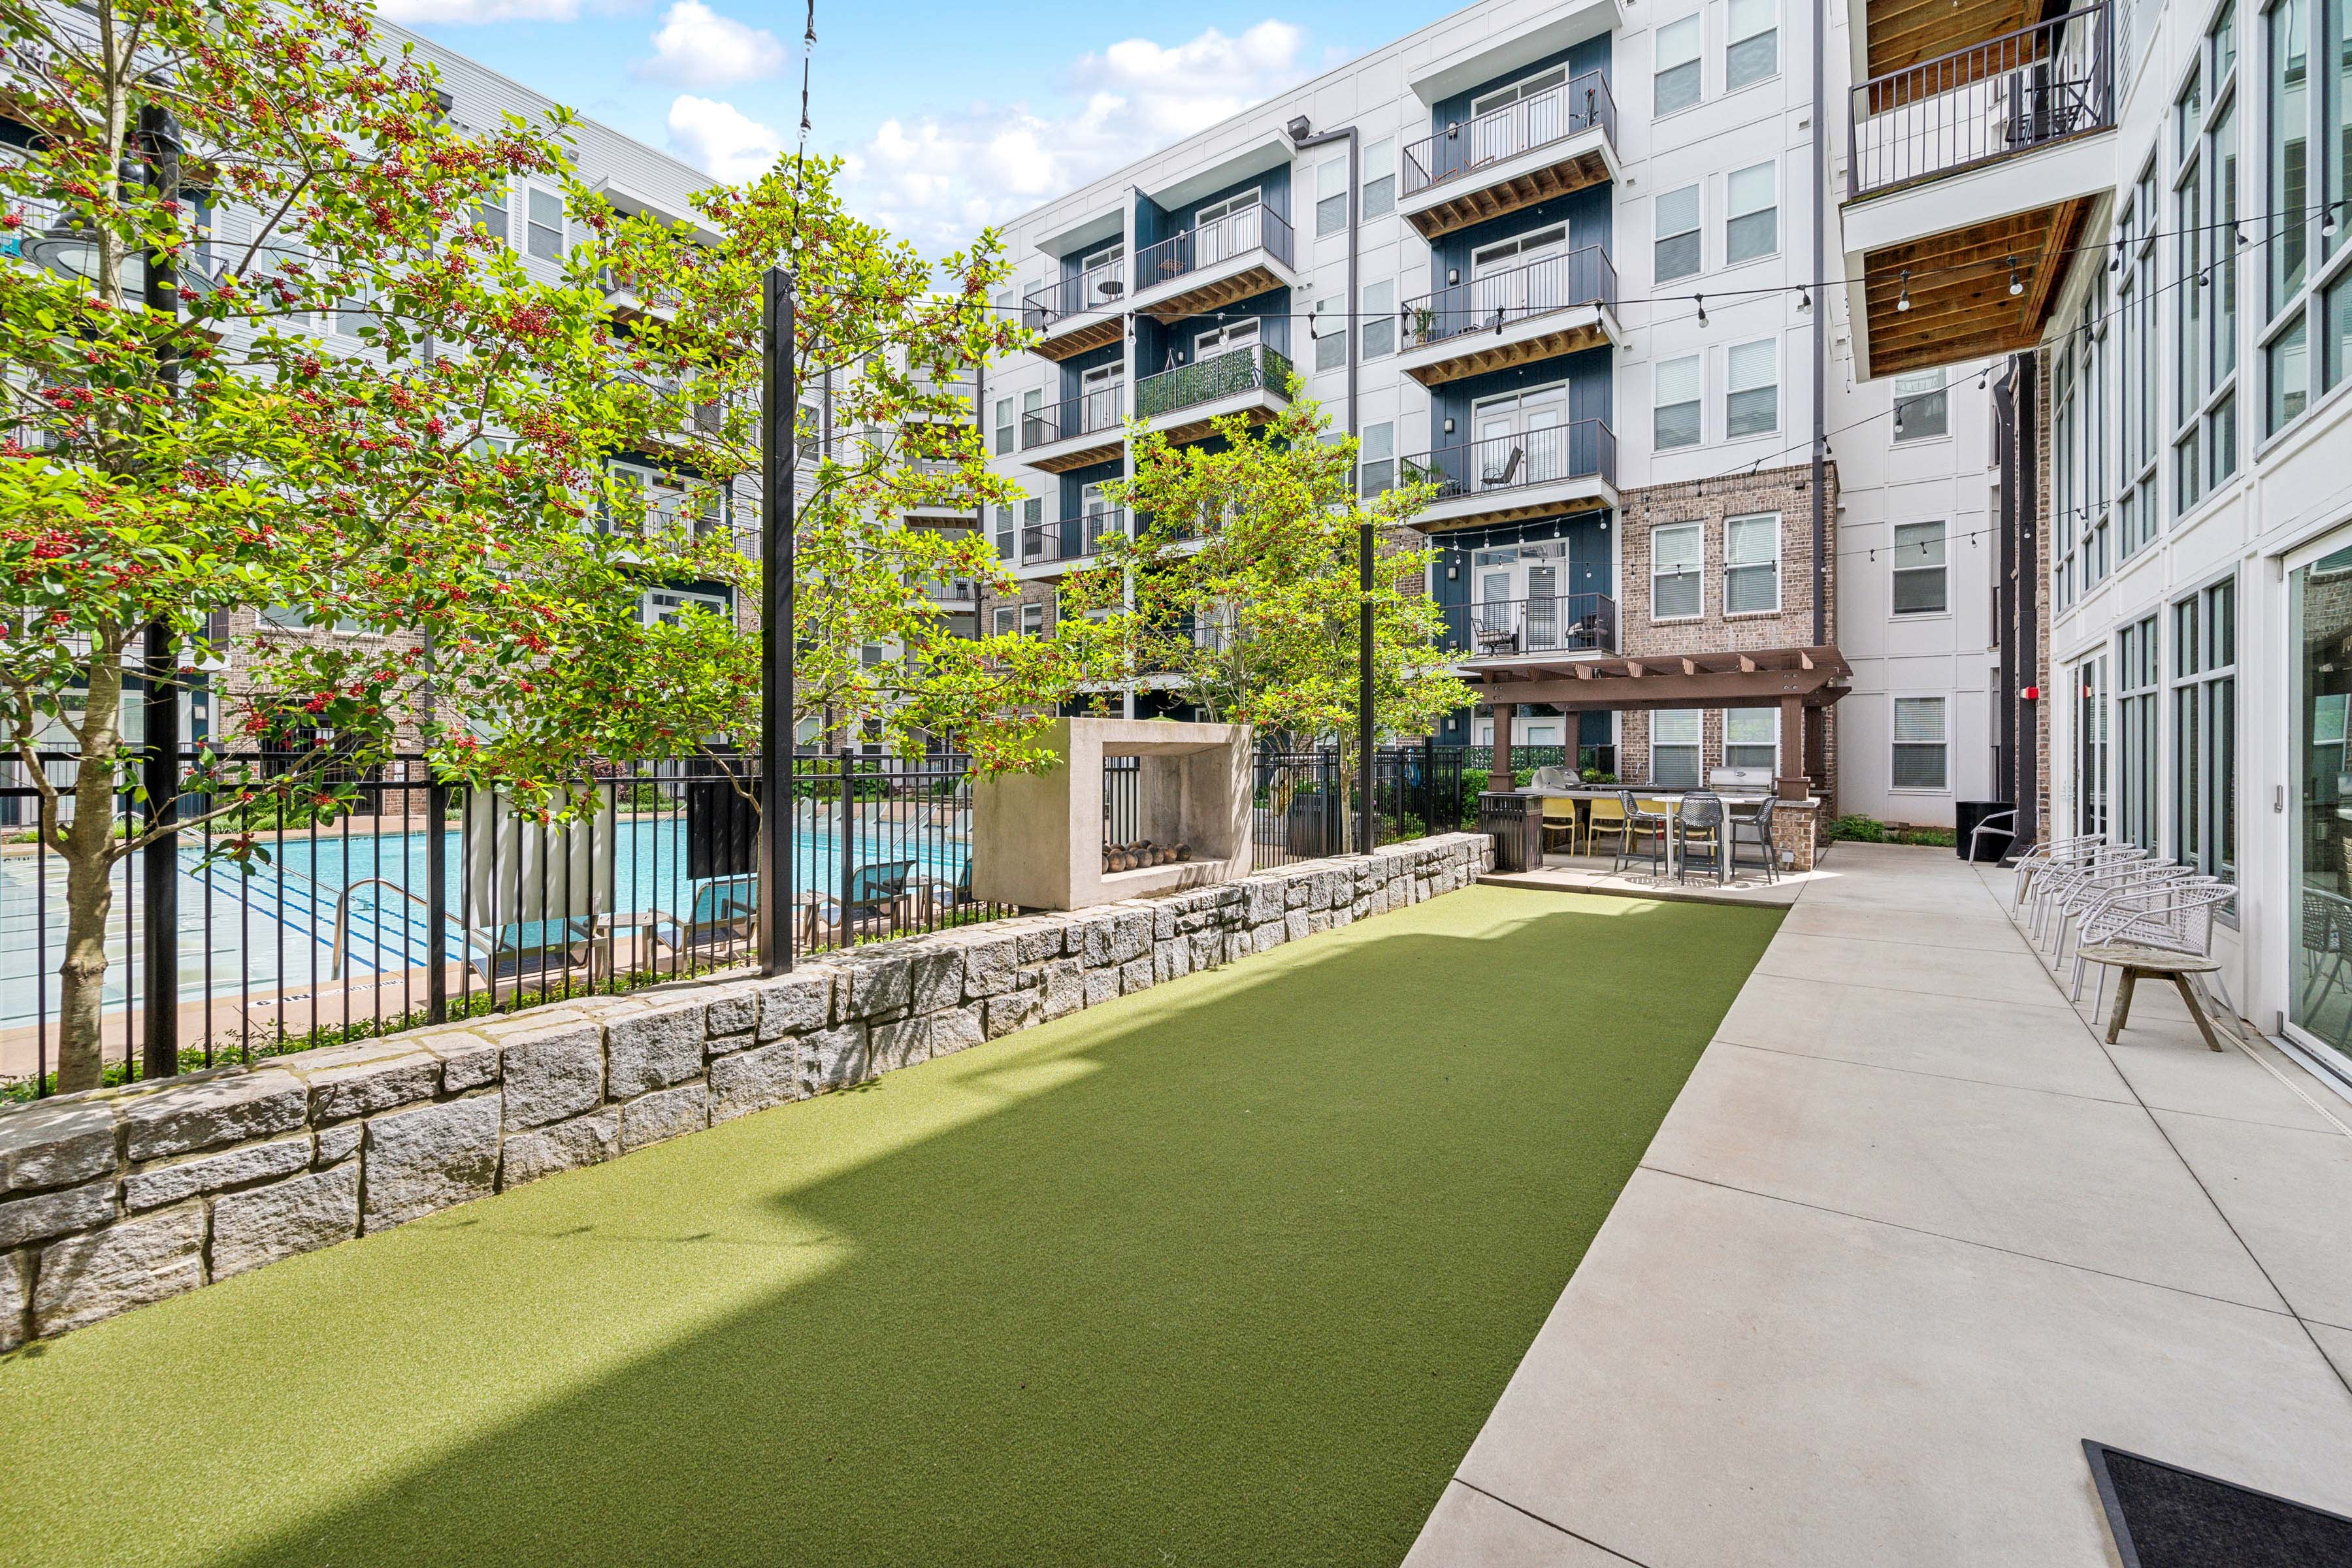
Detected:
[
  {"left": 2028, "top": 843, "right": 2146, "bottom": 946},
  {"left": 2011, "top": 834, "right": 2106, "bottom": 909},
  {"left": 2071, "top": 880, "right": 2239, "bottom": 1021},
  {"left": 2050, "top": 859, "right": 2193, "bottom": 969}
]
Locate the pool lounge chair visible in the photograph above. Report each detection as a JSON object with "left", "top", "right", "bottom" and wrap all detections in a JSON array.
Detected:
[
  {"left": 801, "top": 859, "right": 916, "bottom": 947},
  {"left": 647, "top": 874, "right": 760, "bottom": 958}
]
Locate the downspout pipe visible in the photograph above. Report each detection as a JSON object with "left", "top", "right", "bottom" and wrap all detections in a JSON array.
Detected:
[
  {"left": 1286, "top": 116, "right": 1369, "bottom": 851},
  {"left": 1810, "top": 0, "right": 1827, "bottom": 651}
]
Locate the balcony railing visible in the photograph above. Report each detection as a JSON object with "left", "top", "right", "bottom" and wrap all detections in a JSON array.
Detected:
[
  {"left": 1402, "top": 69, "right": 1618, "bottom": 198},
  {"left": 1023, "top": 253, "right": 1128, "bottom": 330},
  {"left": 1402, "top": 418, "right": 1616, "bottom": 500},
  {"left": 1021, "top": 383, "right": 1125, "bottom": 449},
  {"left": 1402, "top": 246, "right": 1617, "bottom": 349},
  {"left": 1135, "top": 343, "right": 1293, "bottom": 421},
  {"left": 1848, "top": 4, "right": 2114, "bottom": 199},
  {"left": 1439, "top": 593, "right": 1618, "bottom": 658},
  {"left": 1021, "top": 508, "right": 1126, "bottom": 566},
  {"left": 1134, "top": 205, "right": 1295, "bottom": 295}
]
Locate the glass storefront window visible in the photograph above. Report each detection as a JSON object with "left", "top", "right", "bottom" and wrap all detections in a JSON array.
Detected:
[{"left": 2289, "top": 544, "right": 2352, "bottom": 1067}]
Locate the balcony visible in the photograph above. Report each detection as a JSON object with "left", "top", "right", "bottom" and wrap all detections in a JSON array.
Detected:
[
  {"left": 1134, "top": 344, "right": 1294, "bottom": 442},
  {"left": 1399, "top": 69, "right": 1618, "bottom": 241},
  {"left": 1439, "top": 593, "right": 1617, "bottom": 660},
  {"left": 1402, "top": 419, "right": 1616, "bottom": 532},
  {"left": 1840, "top": 5, "right": 2115, "bottom": 378},
  {"left": 1396, "top": 246, "right": 1619, "bottom": 387},
  {"left": 1020, "top": 385, "right": 1126, "bottom": 473},
  {"left": 1128, "top": 206, "right": 1297, "bottom": 325},
  {"left": 1019, "top": 508, "right": 1126, "bottom": 568},
  {"left": 1022, "top": 253, "right": 1128, "bottom": 362}
]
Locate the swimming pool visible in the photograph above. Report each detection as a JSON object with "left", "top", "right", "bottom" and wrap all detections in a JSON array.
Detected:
[{"left": 0, "top": 817, "right": 970, "bottom": 1034}]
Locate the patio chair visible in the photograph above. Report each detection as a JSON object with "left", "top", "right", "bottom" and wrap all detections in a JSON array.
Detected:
[
  {"left": 460, "top": 789, "right": 619, "bottom": 990},
  {"left": 917, "top": 855, "right": 975, "bottom": 923},
  {"left": 2051, "top": 860, "right": 2191, "bottom": 970},
  {"left": 1541, "top": 796, "right": 1580, "bottom": 855},
  {"left": 2299, "top": 889, "right": 2352, "bottom": 1034},
  {"left": 1612, "top": 789, "right": 1669, "bottom": 877},
  {"left": 2011, "top": 833, "right": 2106, "bottom": 909},
  {"left": 647, "top": 874, "right": 760, "bottom": 958},
  {"left": 1674, "top": 792, "right": 1728, "bottom": 886},
  {"left": 1728, "top": 794, "right": 1779, "bottom": 884},
  {"left": 1586, "top": 794, "right": 1633, "bottom": 862},
  {"left": 2070, "top": 879, "right": 2237, "bottom": 1019},
  {"left": 801, "top": 858, "right": 916, "bottom": 949},
  {"left": 1965, "top": 807, "right": 2017, "bottom": 866}
]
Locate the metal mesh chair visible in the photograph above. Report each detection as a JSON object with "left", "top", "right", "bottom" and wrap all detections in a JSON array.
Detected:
[
  {"left": 1675, "top": 792, "right": 1727, "bottom": 885},
  {"left": 1614, "top": 789, "right": 1669, "bottom": 877},
  {"left": 2071, "top": 880, "right": 2238, "bottom": 1019},
  {"left": 1729, "top": 794, "right": 1779, "bottom": 883}
]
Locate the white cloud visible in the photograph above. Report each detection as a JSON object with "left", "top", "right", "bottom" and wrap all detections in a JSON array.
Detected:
[
  {"left": 632, "top": 2, "right": 787, "bottom": 88},
  {"left": 843, "top": 21, "right": 1315, "bottom": 252},
  {"left": 665, "top": 94, "right": 785, "bottom": 182},
  {"left": 377, "top": 0, "right": 583, "bottom": 23}
]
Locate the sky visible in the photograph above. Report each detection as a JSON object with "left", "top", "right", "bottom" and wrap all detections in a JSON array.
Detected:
[{"left": 382, "top": 0, "right": 1448, "bottom": 254}]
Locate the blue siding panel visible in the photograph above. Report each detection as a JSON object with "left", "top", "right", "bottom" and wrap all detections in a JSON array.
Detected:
[
  {"left": 1427, "top": 344, "right": 1612, "bottom": 453},
  {"left": 1427, "top": 37, "right": 1613, "bottom": 151}
]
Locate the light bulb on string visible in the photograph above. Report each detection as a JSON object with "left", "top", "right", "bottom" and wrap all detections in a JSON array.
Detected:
[
  {"left": 1895, "top": 270, "right": 1910, "bottom": 312},
  {"left": 2006, "top": 256, "right": 2022, "bottom": 297}
]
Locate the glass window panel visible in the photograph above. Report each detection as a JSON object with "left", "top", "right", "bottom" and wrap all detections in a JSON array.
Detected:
[
  {"left": 526, "top": 186, "right": 563, "bottom": 261},
  {"left": 1725, "top": 163, "right": 1777, "bottom": 261},
  {"left": 1893, "top": 368, "right": 1948, "bottom": 440},
  {"left": 1656, "top": 17, "right": 1702, "bottom": 113},
  {"left": 2274, "top": 0, "right": 2312, "bottom": 314}
]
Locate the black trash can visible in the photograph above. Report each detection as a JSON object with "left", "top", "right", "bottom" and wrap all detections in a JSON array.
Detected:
[
  {"left": 1479, "top": 791, "right": 1544, "bottom": 874},
  {"left": 1955, "top": 800, "right": 2016, "bottom": 862}
]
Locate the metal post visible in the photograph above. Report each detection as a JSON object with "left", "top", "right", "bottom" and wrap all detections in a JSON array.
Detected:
[
  {"left": 1423, "top": 733, "right": 1437, "bottom": 833},
  {"left": 426, "top": 779, "right": 449, "bottom": 1024},
  {"left": 838, "top": 745, "right": 855, "bottom": 947},
  {"left": 139, "top": 101, "right": 182, "bottom": 1081},
  {"left": 759, "top": 267, "right": 798, "bottom": 973}
]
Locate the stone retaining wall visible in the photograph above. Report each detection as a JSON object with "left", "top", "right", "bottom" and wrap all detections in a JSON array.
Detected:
[{"left": 0, "top": 834, "right": 1492, "bottom": 1346}]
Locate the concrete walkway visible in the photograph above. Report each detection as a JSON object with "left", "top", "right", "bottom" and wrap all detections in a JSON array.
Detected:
[{"left": 1405, "top": 841, "right": 2352, "bottom": 1567}]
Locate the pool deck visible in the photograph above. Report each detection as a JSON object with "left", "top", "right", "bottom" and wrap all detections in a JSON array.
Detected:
[{"left": 1408, "top": 841, "right": 2352, "bottom": 1567}]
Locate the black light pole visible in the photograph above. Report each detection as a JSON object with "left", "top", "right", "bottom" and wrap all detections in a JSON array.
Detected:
[
  {"left": 1286, "top": 115, "right": 1371, "bottom": 853},
  {"left": 759, "top": 267, "right": 797, "bottom": 974},
  {"left": 138, "top": 101, "right": 182, "bottom": 1081}
]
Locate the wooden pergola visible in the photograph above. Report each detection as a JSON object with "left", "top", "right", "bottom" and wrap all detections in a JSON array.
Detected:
[{"left": 1468, "top": 645, "right": 1853, "bottom": 798}]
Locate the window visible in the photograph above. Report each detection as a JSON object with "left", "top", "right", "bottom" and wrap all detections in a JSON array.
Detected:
[
  {"left": 1655, "top": 16, "right": 1702, "bottom": 114},
  {"left": 1655, "top": 354, "right": 1701, "bottom": 448},
  {"left": 1360, "top": 420, "right": 1394, "bottom": 495},
  {"left": 1724, "top": 513, "right": 1779, "bottom": 613},
  {"left": 525, "top": 186, "right": 564, "bottom": 261},
  {"left": 1727, "top": 0, "right": 1778, "bottom": 88},
  {"left": 2270, "top": 0, "right": 2310, "bottom": 319},
  {"left": 994, "top": 398, "right": 1014, "bottom": 455},
  {"left": 1726, "top": 338, "right": 1778, "bottom": 436},
  {"left": 1724, "top": 708, "right": 1778, "bottom": 772},
  {"left": 336, "top": 284, "right": 376, "bottom": 340},
  {"left": 1315, "top": 294, "right": 1346, "bottom": 372},
  {"left": 1724, "top": 162, "right": 1777, "bottom": 263},
  {"left": 1651, "top": 709, "right": 1702, "bottom": 788},
  {"left": 1893, "top": 697, "right": 1949, "bottom": 791},
  {"left": 1362, "top": 137, "right": 1396, "bottom": 219},
  {"left": 1317, "top": 157, "right": 1348, "bottom": 238},
  {"left": 644, "top": 587, "right": 728, "bottom": 627},
  {"left": 1654, "top": 184, "right": 1701, "bottom": 282},
  {"left": 1021, "top": 387, "right": 1042, "bottom": 446},
  {"left": 2121, "top": 164, "right": 2160, "bottom": 547},
  {"left": 1022, "top": 602, "right": 1045, "bottom": 636},
  {"left": 470, "top": 180, "right": 508, "bottom": 244},
  {"left": 1361, "top": 280, "right": 1395, "bottom": 359},
  {"left": 2076, "top": 655, "right": 2110, "bottom": 836},
  {"left": 1651, "top": 522, "right": 1703, "bottom": 619},
  {"left": 1022, "top": 497, "right": 1042, "bottom": 555},
  {"left": 2172, "top": 577, "right": 2237, "bottom": 880},
  {"left": 1891, "top": 521, "right": 1948, "bottom": 615},
  {"left": 994, "top": 504, "right": 1014, "bottom": 561},
  {"left": 2176, "top": 17, "right": 2240, "bottom": 493},
  {"left": 1892, "top": 369, "right": 1948, "bottom": 440},
  {"left": 2258, "top": 0, "right": 2351, "bottom": 439},
  {"left": 992, "top": 606, "right": 1016, "bottom": 636},
  {"left": 2117, "top": 615, "right": 2160, "bottom": 851}
]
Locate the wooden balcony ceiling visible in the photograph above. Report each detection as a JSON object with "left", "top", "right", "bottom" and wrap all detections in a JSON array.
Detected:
[
  {"left": 1466, "top": 645, "right": 1852, "bottom": 711},
  {"left": 1030, "top": 315, "right": 1124, "bottom": 362},
  {"left": 1865, "top": 0, "right": 2040, "bottom": 76},
  {"left": 1137, "top": 262, "right": 1286, "bottom": 323},
  {"left": 1407, "top": 146, "right": 1613, "bottom": 240},
  {"left": 1155, "top": 404, "right": 1281, "bottom": 446},
  {"left": 1028, "top": 436, "right": 1126, "bottom": 474},
  {"left": 1418, "top": 492, "right": 1612, "bottom": 533},
  {"left": 1404, "top": 318, "right": 1611, "bottom": 387},
  {"left": 1863, "top": 196, "right": 2089, "bottom": 376}
]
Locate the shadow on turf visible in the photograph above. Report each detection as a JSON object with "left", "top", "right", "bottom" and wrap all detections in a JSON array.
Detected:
[{"left": 214, "top": 894, "right": 1780, "bottom": 1567}]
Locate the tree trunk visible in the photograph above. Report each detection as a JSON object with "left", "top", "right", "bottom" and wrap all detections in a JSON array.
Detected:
[{"left": 54, "top": 653, "right": 127, "bottom": 1093}]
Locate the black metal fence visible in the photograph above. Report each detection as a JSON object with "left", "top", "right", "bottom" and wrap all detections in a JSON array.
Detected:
[
  {"left": 1253, "top": 744, "right": 1467, "bottom": 870},
  {"left": 3, "top": 742, "right": 1471, "bottom": 1096}
]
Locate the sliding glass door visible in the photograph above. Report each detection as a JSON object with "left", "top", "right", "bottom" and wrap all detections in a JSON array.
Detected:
[{"left": 2289, "top": 544, "right": 2352, "bottom": 1076}]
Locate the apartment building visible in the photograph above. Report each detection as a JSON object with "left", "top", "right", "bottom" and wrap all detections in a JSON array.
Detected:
[
  {"left": 976, "top": 0, "right": 2002, "bottom": 822},
  {"left": 1830, "top": 0, "right": 2352, "bottom": 1094}
]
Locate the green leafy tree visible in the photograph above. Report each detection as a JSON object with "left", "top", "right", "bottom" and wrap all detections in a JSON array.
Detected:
[{"left": 1064, "top": 394, "right": 1470, "bottom": 786}]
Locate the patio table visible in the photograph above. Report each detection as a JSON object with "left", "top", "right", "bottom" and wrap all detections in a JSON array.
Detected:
[{"left": 1500, "top": 787, "right": 1775, "bottom": 881}]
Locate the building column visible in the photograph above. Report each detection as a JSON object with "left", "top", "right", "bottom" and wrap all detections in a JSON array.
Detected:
[
  {"left": 1778, "top": 694, "right": 1807, "bottom": 801},
  {"left": 1492, "top": 703, "right": 1515, "bottom": 791}
]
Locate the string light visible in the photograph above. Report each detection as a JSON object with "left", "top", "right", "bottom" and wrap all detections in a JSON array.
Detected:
[
  {"left": 1797, "top": 284, "right": 1811, "bottom": 313},
  {"left": 1895, "top": 269, "right": 1910, "bottom": 312},
  {"left": 2006, "top": 256, "right": 2022, "bottom": 297},
  {"left": 1694, "top": 292, "right": 1708, "bottom": 327}
]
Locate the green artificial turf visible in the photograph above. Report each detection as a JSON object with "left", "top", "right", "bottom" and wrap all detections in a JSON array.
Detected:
[{"left": 0, "top": 885, "right": 1781, "bottom": 1568}]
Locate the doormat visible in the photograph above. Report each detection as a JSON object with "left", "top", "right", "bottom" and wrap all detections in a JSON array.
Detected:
[{"left": 2085, "top": 1440, "right": 2352, "bottom": 1567}]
